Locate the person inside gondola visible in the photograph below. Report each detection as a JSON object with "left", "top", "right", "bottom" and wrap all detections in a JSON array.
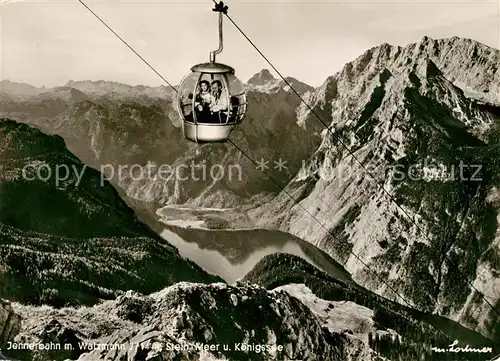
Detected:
[
  {"left": 194, "top": 80, "right": 213, "bottom": 122},
  {"left": 209, "top": 80, "right": 228, "bottom": 123}
]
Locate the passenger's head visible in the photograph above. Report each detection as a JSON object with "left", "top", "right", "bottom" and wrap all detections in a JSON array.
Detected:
[
  {"left": 211, "top": 80, "right": 222, "bottom": 94},
  {"left": 199, "top": 80, "right": 210, "bottom": 92}
]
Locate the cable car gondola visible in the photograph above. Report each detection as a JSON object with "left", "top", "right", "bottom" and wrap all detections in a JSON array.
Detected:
[{"left": 176, "top": 1, "right": 247, "bottom": 143}]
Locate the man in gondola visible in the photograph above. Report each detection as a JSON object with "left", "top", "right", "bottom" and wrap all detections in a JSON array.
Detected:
[{"left": 209, "top": 80, "right": 228, "bottom": 123}]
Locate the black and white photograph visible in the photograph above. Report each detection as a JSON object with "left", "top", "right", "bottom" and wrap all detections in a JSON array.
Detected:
[{"left": 0, "top": 0, "right": 499, "bottom": 360}]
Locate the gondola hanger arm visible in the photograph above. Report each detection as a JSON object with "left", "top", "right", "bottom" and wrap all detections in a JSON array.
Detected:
[{"left": 209, "top": 1, "right": 228, "bottom": 62}]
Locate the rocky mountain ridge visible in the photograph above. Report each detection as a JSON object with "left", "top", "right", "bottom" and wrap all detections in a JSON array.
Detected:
[
  {"left": 8, "top": 282, "right": 350, "bottom": 361},
  {"left": 4, "top": 254, "right": 497, "bottom": 361},
  {"left": 246, "top": 69, "right": 315, "bottom": 94},
  {"left": 248, "top": 36, "right": 500, "bottom": 340}
]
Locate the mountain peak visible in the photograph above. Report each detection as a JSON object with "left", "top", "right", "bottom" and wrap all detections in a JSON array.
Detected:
[
  {"left": 247, "top": 69, "right": 276, "bottom": 85},
  {"left": 420, "top": 35, "right": 433, "bottom": 43}
]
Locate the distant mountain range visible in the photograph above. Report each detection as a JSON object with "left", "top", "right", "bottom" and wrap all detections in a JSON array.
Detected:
[
  {"left": 0, "top": 68, "right": 310, "bottom": 103},
  {"left": 0, "top": 70, "right": 322, "bottom": 208},
  {"left": 1, "top": 79, "right": 173, "bottom": 102},
  {"left": 246, "top": 69, "right": 315, "bottom": 94}
]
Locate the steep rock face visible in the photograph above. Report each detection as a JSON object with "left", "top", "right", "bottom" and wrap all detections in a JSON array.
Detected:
[
  {"left": 0, "top": 119, "right": 220, "bottom": 307},
  {"left": 250, "top": 37, "right": 500, "bottom": 339},
  {"left": 410, "top": 37, "right": 500, "bottom": 104},
  {"left": 10, "top": 283, "right": 353, "bottom": 361},
  {"left": 0, "top": 299, "right": 21, "bottom": 347},
  {"left": 51, "top": 99, "right": 186, "bottom": 169},
  {"left": 0, "top": 119, "right": 158, "bottom": 238}
]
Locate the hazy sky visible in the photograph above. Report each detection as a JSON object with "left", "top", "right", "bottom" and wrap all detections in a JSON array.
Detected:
[{"left": 1, "top": 0, "right": 499, "bottom": 88}]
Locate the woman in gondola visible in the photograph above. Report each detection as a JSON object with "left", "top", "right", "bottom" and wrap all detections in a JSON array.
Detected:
[{"left": 194, "top": 80, "right": 213, "bottom": 122}]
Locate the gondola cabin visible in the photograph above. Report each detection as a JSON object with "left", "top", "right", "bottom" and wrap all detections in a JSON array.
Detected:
[{"left": 177, "top": 62, "right": 247, "bottom": 143}]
